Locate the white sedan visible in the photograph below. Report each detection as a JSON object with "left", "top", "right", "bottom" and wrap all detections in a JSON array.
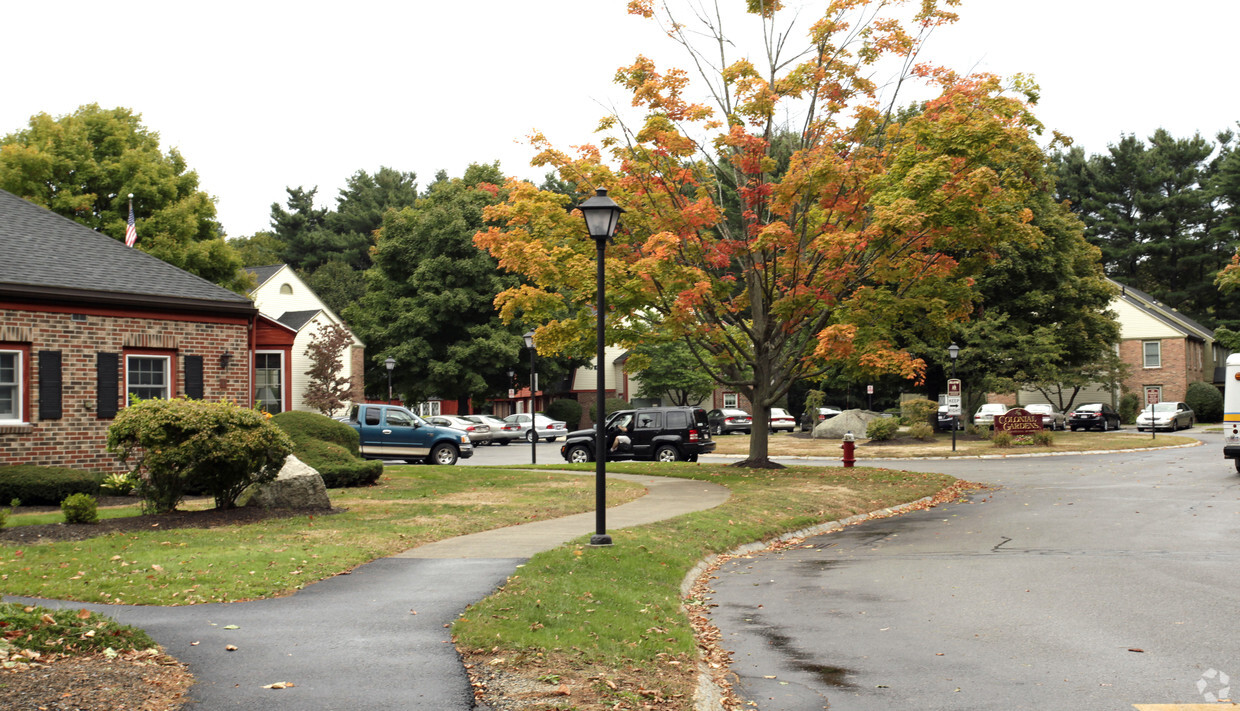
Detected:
[{"left": 769, "top": 407, "right": 797, "bottom": 433}]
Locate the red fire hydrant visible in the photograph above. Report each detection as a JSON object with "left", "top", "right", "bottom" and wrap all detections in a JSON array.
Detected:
[{"left": 841, "top": 431, "right": 856, "bottom": 468}]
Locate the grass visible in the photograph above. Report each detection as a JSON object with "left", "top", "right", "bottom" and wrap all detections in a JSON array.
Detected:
[
  {"left": 453, "top": 461, "right": 959, "bottom": 708},
  {"left": 0, "top": 602, "right": 157, "bottom": 657},
  {"left": 710, "top": 428, "right": 1199, "bottom": 458},
  {"left": 0, "top": 466, "right": 645, "bottom": 606}
]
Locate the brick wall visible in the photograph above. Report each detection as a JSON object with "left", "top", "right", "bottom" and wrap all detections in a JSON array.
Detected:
[
  {"left": 1119, "top": 337, "right": 1194, "bottom": 402},
  {"left": 0, "top": 307, "right": 250, "bottom": 473}
]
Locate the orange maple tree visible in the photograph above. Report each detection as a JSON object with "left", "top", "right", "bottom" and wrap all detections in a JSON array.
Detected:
[{"left": 475, "top": 0, "right": 1056, "bottom": 466}]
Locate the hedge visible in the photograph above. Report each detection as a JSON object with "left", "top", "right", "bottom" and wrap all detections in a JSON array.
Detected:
[
  {"left": 271, "top": 411, "right": 382, "bottom": 488},
  {"left": 0, "top": 466, "right": 101, "bottom": 506},
  {"left": 271, "top": 411, "right": 360, "bottom": 456}
]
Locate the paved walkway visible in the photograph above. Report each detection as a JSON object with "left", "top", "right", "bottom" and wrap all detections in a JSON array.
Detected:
[{"left": 8, "top": 473, "right": 730, "bottom": 710}]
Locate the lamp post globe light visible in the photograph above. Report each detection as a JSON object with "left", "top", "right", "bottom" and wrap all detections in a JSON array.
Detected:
[
  {"left": 385, "top": 357, "right": 396, "bottom": 403},
  {"left": 948, "top": 343, "right": 959, "bottom": 452},
  {"left": 524, "top": 330, "right": 537, "bottom": 465},
  {"left": 577, "top": 187, "right": 624, "bottom": 547}
]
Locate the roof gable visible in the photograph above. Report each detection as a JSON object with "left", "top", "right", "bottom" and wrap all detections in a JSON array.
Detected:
[
  {"left": 1109, "top": 278, "right": 1213, "bottom": 341},
  {"left": 0, "top": 189, "right": 254, "bottom": 313}
]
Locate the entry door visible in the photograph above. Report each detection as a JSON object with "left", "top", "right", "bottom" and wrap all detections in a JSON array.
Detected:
[{"left": 631, "top": 411, "right": 663, "bottom": 458}]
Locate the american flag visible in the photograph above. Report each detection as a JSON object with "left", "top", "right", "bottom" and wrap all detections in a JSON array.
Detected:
[{"left": 124, "top": 200, "right": 137, "bottom": 247}]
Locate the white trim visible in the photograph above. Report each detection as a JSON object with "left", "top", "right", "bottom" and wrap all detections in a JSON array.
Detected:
[
  {"left": 0, "top": 349, "right": 23, "bottom": 424},
  {"left": 255, "top": 350, "right": 286, "bottom": 414},
  {"left": 723, "top": 392, "right": 739, "bottom": 409},
  {"left": 125, "top": 354, "right": 172, "bottom": 401},
  {"left": 1142, "top": 340, "right": 1161, "bottom": 368}
]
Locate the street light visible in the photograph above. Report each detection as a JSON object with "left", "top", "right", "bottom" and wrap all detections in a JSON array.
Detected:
[
  {"left": 578, "top": 187, "right": 624, "bottom": 547},
  {"left": 948, "top": 343, "right": 959, "bottom": 452},
  {"left": 385, "top": 357, "right": 396, "bottom": 403},
  {"left": 524, "top": 330, "right": 537, "bottom": 465}
]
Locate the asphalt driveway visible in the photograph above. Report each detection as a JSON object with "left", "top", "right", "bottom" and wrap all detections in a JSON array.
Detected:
[{"left": 706, "top": 432, "right": 1240, "bottom": 710}]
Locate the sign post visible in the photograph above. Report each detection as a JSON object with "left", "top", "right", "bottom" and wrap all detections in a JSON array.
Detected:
[
  {"left": 946, "top": 378, "right": 962, "bottom": 451},
  {"left": 1145, "top": 388, "right": 1160, "bottom": 440}
]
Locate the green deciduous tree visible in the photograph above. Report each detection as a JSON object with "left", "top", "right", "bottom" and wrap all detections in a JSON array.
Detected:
[
  {"left": 629, "top": 339, "right": 718, "bottom": 406},
  {"left": 0, "top": 104, "right": 250, "bottom": 293},
  {"left": 476, "top": 1, "right": 1055, "bottom": 466}
]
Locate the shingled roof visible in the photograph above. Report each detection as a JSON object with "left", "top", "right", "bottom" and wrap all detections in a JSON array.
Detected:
[
  {"left": 244, "top": 264, "right": 285, "bottom": 287},
  {"left": 0, "top": 189, "right": 255, "bottom": 314}
]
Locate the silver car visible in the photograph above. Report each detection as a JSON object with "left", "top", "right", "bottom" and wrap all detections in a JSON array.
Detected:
[
  {"left": 1135, "top": 402, "right": 1195, "bottom": 431},
  {"left": 503, "top": 413, "right": 569, "bottom": 442},
  {"left": 427, "top": 415, "right": 493, "bottom": 445},
  {"left": 1024, "top": 404, "right": 1066, "bottom": 431},
  {"left": 462, "top": 414, "right": 521, "bottom": 445}
]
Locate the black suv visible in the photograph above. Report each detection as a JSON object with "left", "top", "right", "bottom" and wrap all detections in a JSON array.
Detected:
[{"left": 560, "top": 407, "right": 716, "bottom": 463}]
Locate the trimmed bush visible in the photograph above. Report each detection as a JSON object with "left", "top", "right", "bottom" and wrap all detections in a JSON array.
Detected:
[
  {"left": 907, "top": 421, "right": 935, "bottom": 441},
  {"left": 1118, "top": 391, "right": 1142, "bottom": 424},
  {"left": 0, "top": 466, "right": 100, "bottom": 506},
  {"left": 271, "top": 411, "right": 360, "bottom": 456},
  {"left": 1186, "top": 381, "right": 1223, "bottom": 423},
  {"left": 546, "top": 399, "right": 583, "bottom": 429},
  {"left": 1031, "top": 430, "right": 1054, "bottom": 446},
  {"left": 107, "top": 398, "right": 294, "bottom": 513},
  {"left": 992, "top": 431, "right": 1014, "bottom": 448},
  {"left": 272, "top": 411, "right": 382, "bottom": 488},
  {"left": 866, "top": 418, "right": 899, "bottom": 441},
  {"left": 61, "top": 493, "right": 99, "bottom": 524},
  {"left": 900, "top": 398, "right": 939, "bottom": 426}
]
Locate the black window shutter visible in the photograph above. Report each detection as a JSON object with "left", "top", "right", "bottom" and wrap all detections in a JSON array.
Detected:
[
  {"left": 97, "top": 352, "right": 119, "bottom": 418},
  {"left": 184, "top": 355, "right": 204, "bottom": 399},
  {"left": 38, "top": 351, "right": 62, "bottom": 420}
]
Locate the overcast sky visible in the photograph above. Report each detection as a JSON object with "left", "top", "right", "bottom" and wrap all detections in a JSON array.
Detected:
[{"left": 5, "top": 1, "right": 1238, "bottom": 239}]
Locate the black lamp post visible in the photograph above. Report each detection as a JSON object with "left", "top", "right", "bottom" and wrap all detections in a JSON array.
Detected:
[
  {"left": 948, "top": 343, "right": 959, "bottom": 452},
  {"left": 385, "top": 357, "right": 396, "bottom": 403},
  {"left": 524, "top": 330, "right": 537, "bottom": 464},
  {"left": 578, "top": 187, "right": 624, "bottom": 547}
]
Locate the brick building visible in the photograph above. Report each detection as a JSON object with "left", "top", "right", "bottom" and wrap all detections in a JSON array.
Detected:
[{"left": 0, "top": 189, "right": 288, "bottom": 473}]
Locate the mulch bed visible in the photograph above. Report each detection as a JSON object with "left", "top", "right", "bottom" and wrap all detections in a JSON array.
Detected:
[{"left": 0, "top": 499, "right": 338, "bottom": 545}]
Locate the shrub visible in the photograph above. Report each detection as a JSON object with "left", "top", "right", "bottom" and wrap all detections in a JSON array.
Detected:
[
  {"left": 546, "top": 399, "right": 583, "bottom": 429},
  {"left": 0, "top": 506, "right": 7, "bottom": 529},
  {"left": 1118, "top": 391, "right": 1142, "bottom": 424},
  {"left": 907, "top": 421, "right": 936, "bottom": 441},
  {"left": 991, "top": 431, "right": 1014, "bottom": 447},
  {"left": 1031, "top": 430, "right": 1054, "bottom": 446},
  {"left": 1186, "top": 381, "right": 1223, "bottom": 423},
  {"left": 900, "top": 398, "right": 939, "bottom": 426},
  {"left": 272, "top": 411, "right": 360, "bottom": 457},
  {"left": 964, "top": 424, "right": 981, "bottom": 437},
  {"left": 271, "top": 411, "right": 381, "bottom": 488},
  {"left": 866, "top": 417, "right": 899, "bottom": 441},
  {"left": 61, "top": 493, "right": 99, "bottom": 524},
  {"left": 0, "top": 466, "right": 100, "bottom": 506},
  {"left": 108, "top": 398, "right": 294, "bottom": 513},
  {"left": 100, "top": 472, "right": 137, "bottom": 496}
]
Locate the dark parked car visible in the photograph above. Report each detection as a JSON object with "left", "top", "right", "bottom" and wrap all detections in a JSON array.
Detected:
[
  {"left": 707, "top": 408, "right": 753, "bottom": 435},
  {"left": 1068, "top": 402, "right": 1121, "bottom": 431},
  {"left": 560, "top": 406, "right": 716, "bottom": 463},
  {"left": 936, "top": 405, "right": 964, "bottom": 431}
]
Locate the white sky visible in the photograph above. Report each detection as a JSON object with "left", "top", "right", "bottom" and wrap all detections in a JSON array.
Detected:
[{"left": 4, "top": 0, "right": 1238, "bottom": 239}]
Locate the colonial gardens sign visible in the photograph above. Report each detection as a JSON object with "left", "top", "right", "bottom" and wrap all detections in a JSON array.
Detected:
[{"left": 994, "top": 407, "right": 1044, "bottom": 435}]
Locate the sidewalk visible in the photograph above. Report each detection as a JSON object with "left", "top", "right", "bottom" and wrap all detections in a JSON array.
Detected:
[{"left": 9, "top": 473, "right": 730, "bottom": 710}]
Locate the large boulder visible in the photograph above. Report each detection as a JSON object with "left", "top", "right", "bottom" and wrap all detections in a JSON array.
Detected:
[
  {"left": 812, "top": 409, "right": 884, "bottom": 439},
  {"left": 240, "top": 454, "right": 331, "bottom": 510}
]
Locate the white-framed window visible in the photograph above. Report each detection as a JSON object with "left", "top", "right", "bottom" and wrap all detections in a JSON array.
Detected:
[
  {"left": 255, "top": 351, "right": 284, "bottom": 413},
  {"left": 279, "top": 283, "right": 294, "bottom": 295},
  {"left": 1143, "top": 341, "right": 1161, "bottom": 368},
  {"left": 415, "top": 401, "right": 441, "bottom": 417},
  {"left": 723, "top": 392, "right": 739, "bottom": 409},
  {"left": 0, "top": 349, "right": 23, "bottom": 423},
  {"left": 126, "top": 354, "right": 171, "bottom": 401}
]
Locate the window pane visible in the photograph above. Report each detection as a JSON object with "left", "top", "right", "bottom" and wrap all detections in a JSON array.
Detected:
[
  {"left": 127, "top": 356, "right": 168, "bottom": 400},
  {"left": 0, "top": 353, "right": 15, "bottom": 418},
  {"left": 1143, "top": 342, "right": 1160, "bottom": 367},
  {"left": 255, "top": 354, "right": 282, "bottom": 413}
]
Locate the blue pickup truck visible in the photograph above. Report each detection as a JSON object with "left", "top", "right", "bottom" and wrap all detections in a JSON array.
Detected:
[{"left": 345, "top": 403, "right": 474, "bottom": 465}]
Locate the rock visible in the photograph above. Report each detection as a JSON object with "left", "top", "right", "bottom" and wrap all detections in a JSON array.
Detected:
[
  {"left": 240, "top": 455, "right": 331, "bottom": 510},
  {"left": 813, "top": 409, "right": 884, "bottom": 439}
]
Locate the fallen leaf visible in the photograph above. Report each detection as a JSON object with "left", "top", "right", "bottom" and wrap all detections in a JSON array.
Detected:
[
  {"left": 223, "top": 625, "right": 240, "bottom": 630},
  {"left": 225, "top": 645, "right": 238, "bottom": 651},
  {"left": 1128, "top": 648, "right": 1144, "bottom": 653},
  {"left": 40, "top": 614, "right": 55, "bottom": 624},
  {"left": 263, "top": 682, "right": 295, "bottom": 689},
  {"left": 76, "top": 610, "right": 91, "bottom": 620}
]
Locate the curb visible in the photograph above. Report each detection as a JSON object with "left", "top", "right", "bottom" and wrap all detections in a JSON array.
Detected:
[
  {"left": 682, "top": 494, "right": 938, "bottom": 711},
  {"left": 701, "top": 438, "right": 1203, "bottom": 463}
]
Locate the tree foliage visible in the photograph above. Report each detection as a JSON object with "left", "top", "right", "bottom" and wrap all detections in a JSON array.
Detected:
[
  {"left": 475, "top": 1, "right": 1056, "bottom": 465},
  {"left": 348, "top": 164, "right": 523, "bottom": 407},
  {"left": 630, "top": 338, "right": 718, "bottom": 406},
  {"left": 302, "top": 323, "right": 356, "bottom": 417},
  {"left": 0, "top": 104, "right": 251, "bottom": 293}
]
